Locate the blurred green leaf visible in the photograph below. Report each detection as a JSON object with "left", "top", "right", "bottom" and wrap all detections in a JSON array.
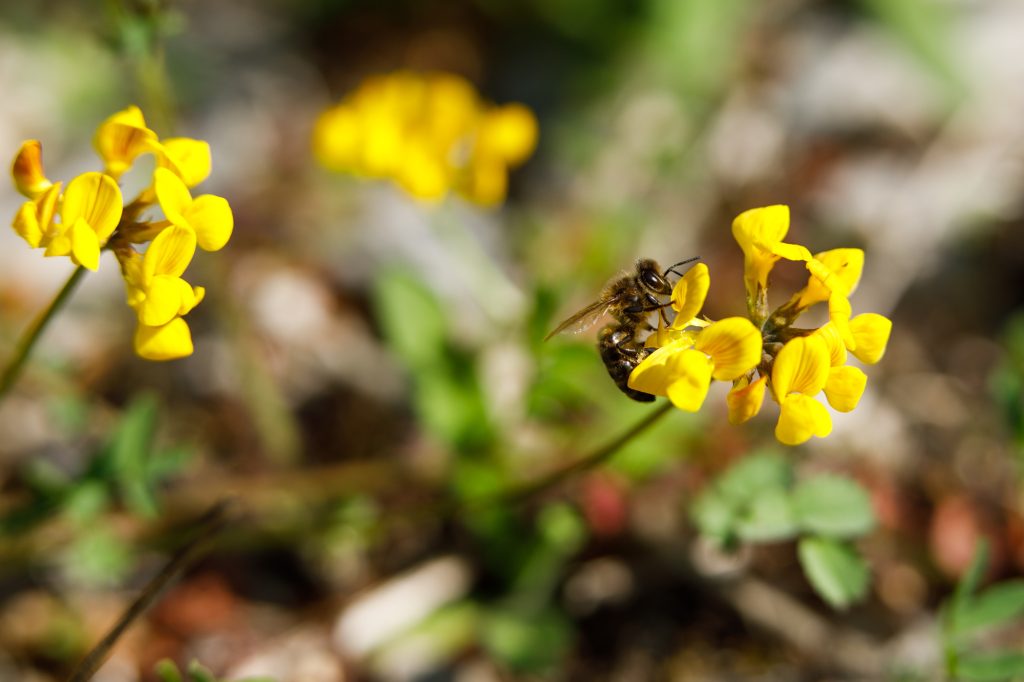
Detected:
[
  {"left": 792, "top": 475, "right": 875, "bottom": 539},
  {"left": 957, "top": 653, "right": 1024, "bottom": 682},
  {"left": 538, "top": 502, "right": 587, "bottom": 552},
  {"left": 155, "top": 660, "right": 183, "bottom": 682},
  {"left": 63, "top": 527, "right": 132, "bottom": 587},
  {"left": 798, "top": 536, "right": 869, "bottom": 609},
  {"left": 691, "top": 486, "right": 737, "bottom": 543},
  {"left": 735, "top": 487, "right": 798, "bottom": 542},
  {"left": 483, "top": 606, "right": 573, "bottom": 673},
  {"left": 951, "top": 580, "right": 1024, "bottom": 641},
  {"left": 63, "top": 480, "right": 108, "bottom": 524},
  {"left": 950, "top": 540, "right": 990, "bottom": 627},
  {"left": 373, "top": 270, "right": 447, "bottom": 370},
  {"left": 715, "top": 452, "right": 791, "bottom": 505},
  {"left": 109, "top": 392, "right": 160, "bottom": 517}
]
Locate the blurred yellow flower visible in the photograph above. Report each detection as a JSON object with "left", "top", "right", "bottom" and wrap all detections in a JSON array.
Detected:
[
  {"left": 8, "top": 105, "right": 233, "bottom": 361},
  {"left": 313, "top": 71, "right": 538, "bottom": 206}
]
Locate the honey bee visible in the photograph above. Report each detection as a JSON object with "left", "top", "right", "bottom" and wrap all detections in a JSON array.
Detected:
[{"left": 545, "top": 257, "right": 700, "bottom": 402}]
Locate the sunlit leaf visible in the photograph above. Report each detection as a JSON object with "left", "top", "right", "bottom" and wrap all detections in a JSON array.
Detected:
[
  {"left": 792, "top": 475, "right": 875, "bottom": 538},
  {"left": 798, "top": 536, "right": 870, "bottom": 609}
]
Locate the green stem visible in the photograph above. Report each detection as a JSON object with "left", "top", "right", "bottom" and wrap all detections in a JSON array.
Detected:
[
  {"left": 488, "top": 401, "right": 675, "bottom": 508},
  {"left": 66, "top": 499, "right": 234, "bottom": 682},
  {"left": 0, "top": 265, "right": 87, "bottom": 400}
]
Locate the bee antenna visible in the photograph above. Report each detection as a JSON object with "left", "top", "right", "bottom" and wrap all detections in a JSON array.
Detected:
[{"left": 663, "top": 256, "right": 700, "bottom": 278}]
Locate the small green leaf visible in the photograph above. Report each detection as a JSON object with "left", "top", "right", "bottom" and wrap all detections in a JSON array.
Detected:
[
  {"left": 952, "top": 580, "right": 1024, "bottom": 640},
  {"left": 110, "top": 393, "right": 161, "bottom": 517},
  {"left": 798, "top": 536, "right": 870, "bottom": 609},
  {"left": 186, "top": 661, "right": 217, "bottom": 682},
  {"left": 957, "top": 652, "right": 1024, "bottom": 682},
  {"left": 950, "top": 541, "right": 990, "bottom": 622},
  {"left": 154, "top": 660, "right": 183, "bottom": 682},
  {"left": 715, "top": 452, "right": 792, "bottom": 506},
  {"left": 373, "top": 270, "right": 447, "bottom": 370},
  {"left": 735, "top": 487, "right": 798, "bottom": 542},
  {"left": 691, "top": 487, "right": 737, "bottom": 543},
  {"left": 792, "top": 475, "right": 875, "bottom": 538},
  {"left": 483, "top": 607, "right": 572, "bottom": 673}
]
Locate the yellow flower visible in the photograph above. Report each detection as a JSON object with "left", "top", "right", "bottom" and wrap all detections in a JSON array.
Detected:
[
  {"left": 44, "top": 172, "right": 124, "bottom": 271},
  {"left": 93, "top": 105, "right": 158, "bottom": 179},
  {"left": 629, "top": 317, "right": 762, "bottom": 412},
  {"left": 154, "top": 168, "right": 233, "bottom": 251},
  {"left": 11, "top": 140, "right": 52, "bottom": 199},
  {"left": 731, "top": 205, "right": 811, "bottom": 302},
  {"left": 314, "top": 71, "right": 537, "bottom": 206},
  {"left": 772, "top": 335, "right": 832, "bottom": 445},
  {"left": 122, "top": 225, "right": 205, "bottom": 361}
]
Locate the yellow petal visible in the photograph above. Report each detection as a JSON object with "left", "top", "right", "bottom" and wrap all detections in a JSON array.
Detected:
[
  {"left": 185, "top": 194, "right": 233, "bottom": 251},
  {"left": 628, "top": 337, "right": 694, "bottom": 396},
  {"left": 665, "top": 350, "right": 714, "bottom": 412},
  {"left": 134, "top": 317, "right": 194, "bottom": 361},
  {"left": 185, "top": 284, "right": 206, "bottom": 315},
  {"left": 772, "top": 335, "right": 830, "bottom": 398},
  {"left": 94, "top": 105, "right": 158, "bottom": 178},
  {"left": 670, "top": 262, "right": 710, "bottom": 329},
  {"left": 476, "top": 104, "right": 538, "bottom": 166},
  {"left": 829, "top": 292, "right": 855, "bottom": 351},
  {"left": 68, "top": 218, "right": 101, "bottom": 271},
  {"left": 798, "top": 248, "right": 864, "bottom": 308},
  {"left": 12, "top": 140, "right": 52, "bottom": 198},
  {"left": 143, "top": 224, "right": 196, "bottom": 281},
  {"left": 154, "top": 167, "right": 193, "bottom": 226},
  {"left": 13, "top": 202, "right": 43, "bottom": 248},
  {"left": 776, "top": 394, "right": 832, "bottom": 445},
  {"left": 813, "top": 322, "right": 848, "bottom": 367},
  {"left": 732, "top": 204, "right": 792, "bottom": 250},
  {"left": 694, "top": 316, "right": 762, "bottom": 381},
  {"left": 43, "top": 226, "right": 72, "bottom": 257},
  {"left": 157, "top": 138, "right": 212, "bottom": 188},
  {"left": 424, "top": 74, "right": 479, "bottom": 148},
  {"left": 849, "top": 313, "right": 892, "bottom": 364},
  {"left": 824, "top": 365, "right": 867, "bottom": 412},
  {"left": 140, "top": 274, "right": 186, "bottom": 326},
  {"left": 61, "top": 172, "right": 123, "bottom": 243},
  {"left": 770, "top": 241, "right": 812, "bottom": 262},
  {"left": 727, "top": 374, "right": 767, "bottom": 425}
]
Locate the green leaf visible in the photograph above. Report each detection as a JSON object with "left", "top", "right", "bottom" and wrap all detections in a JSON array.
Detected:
[
  {"left": 483, "top": 607, "right": 573, "bottom": 673},
  {"left": 950, "top": 540, "right": 990, "bottom": 625},
  {"left": 109, "top": 393, "right": 160, "bottom": 517},
  {"left": 798, "top": 537, "right": 870, "bottom": 609},
  {"left": 735, "top": 487, "right": 798, "bottom": 542},
  {"left": 715, "top": 452, "right": 792, "bottom": 506},
  {"left": 792, "top": 475, "right": 875, "bottom": 539},
  {"left": 952, "top": 580, "right": 1024, "bottom": 640},
  {"left": 691, "top": 487, "right": 738, "bottom": 544},
  {"left": 154, "top": 660, "right": 183, "bottom": 682},
  {"left": 373, "top": 270, "right": 447, "bottom": 370},
  {"left": 957, "top": 652, "right": 1024, "bottom": 682}
]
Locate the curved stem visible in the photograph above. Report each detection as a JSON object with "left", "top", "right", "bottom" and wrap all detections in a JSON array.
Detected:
[
  {"left": 0, "top": 265, "right": 87, "bottom": 401},
  {"left": 489, "top": 401, "right": 675, "bottom": 508}
]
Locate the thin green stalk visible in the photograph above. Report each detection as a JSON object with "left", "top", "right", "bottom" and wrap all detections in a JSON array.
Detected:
[
  {"left": 0, "top": 265, "right": 87, "bottom": 400},
  {"left": 66, "top": 499, "right": 234, "bottom": 682},
  {"left": 493, "top": 401, "right": 674, "bottom": 507}
]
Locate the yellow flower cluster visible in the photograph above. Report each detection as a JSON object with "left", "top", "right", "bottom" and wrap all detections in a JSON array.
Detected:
[
  {"left": 628, "top": 205, "right": 892, "bottom": 446},
  {"left": 10, "top": 106, "right": 234, "bottom": 361},
  {"left": 313, "top": 71, "right": 538, "bottom": 206}
]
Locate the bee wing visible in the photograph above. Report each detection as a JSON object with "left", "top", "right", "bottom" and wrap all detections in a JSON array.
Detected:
[{"left": 544, "top": 299, "right": 613, "bottom": 341}]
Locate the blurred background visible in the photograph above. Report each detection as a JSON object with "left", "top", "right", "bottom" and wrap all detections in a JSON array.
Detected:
[{"left": 2, "top": 0, "right": 1024, "bottom": 680}]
